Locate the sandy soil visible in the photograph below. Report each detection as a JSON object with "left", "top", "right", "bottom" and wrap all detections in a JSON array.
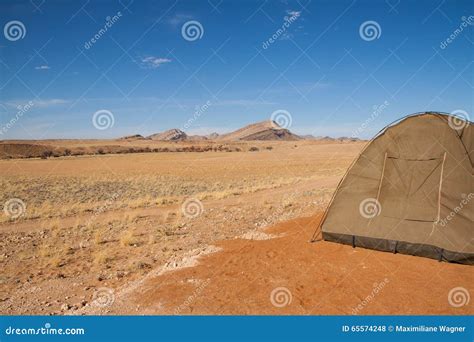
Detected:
[
  {"left": 0, "top": 142, "right": 362, "bottom": 315},
  {"left": 1, "top": 140, "right": 471, "bottom": 316},
  {"left": 103, "top": 214, "right": 473, "bottom": 315}
]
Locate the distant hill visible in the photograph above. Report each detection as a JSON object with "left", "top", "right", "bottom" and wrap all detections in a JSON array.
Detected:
[
  {"left": 301, "top": 134, "right": 361, "bottom": 142},
  {"left": 118, "top": 134, "right": 148, "bottom": 140},
  {"left": 217, "top": 120, "right": 301, "bottom": 141},
  {"left": 125, "top": 122, "right": 362, "bottom": 142},
  {"left": 207, "top": 132, "right": 219, "bottom": 139},
  {"left": 148, "top": 129, "right": 187, "bottom": 141}
]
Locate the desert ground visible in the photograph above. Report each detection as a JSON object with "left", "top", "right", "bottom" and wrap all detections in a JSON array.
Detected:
[{"left": 0, "top": 140, "right": 472, "bottom": 315}]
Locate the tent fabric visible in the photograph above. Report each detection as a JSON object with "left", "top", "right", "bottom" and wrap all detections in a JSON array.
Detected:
[{"left": 313, "top": 112, "right": 473, "bottom": 264}]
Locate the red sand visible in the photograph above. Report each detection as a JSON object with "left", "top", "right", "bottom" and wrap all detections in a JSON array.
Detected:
[{"left": 112, "top": 214, "right": 473, "bottom": 315}]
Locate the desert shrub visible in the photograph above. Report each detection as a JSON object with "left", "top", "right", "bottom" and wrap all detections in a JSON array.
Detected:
[
  {"left": 249, "top": 147, "right": 259, "bottom": 152},
  {"left": 97, "top": 148, "right": 105, "bottom": 155},
  {"left": 64, "top": 149, "right": 71, "bottom": 156},
  {"left": 265, "top": 146, "right": 273, "bottom": 150},
  {"left": 41, "top": 150, "right": 53, "bottom": 159}
]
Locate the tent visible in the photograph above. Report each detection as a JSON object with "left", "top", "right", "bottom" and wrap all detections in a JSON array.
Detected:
[{"left": 312, "top": 112, "right": 473, "bottom": 264}]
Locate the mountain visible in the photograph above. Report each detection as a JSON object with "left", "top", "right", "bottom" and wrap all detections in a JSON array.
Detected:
[
  {"left": 118, "top": 134, "right": 148, "bottom": 140},
  {"left": 132, "top": 122, "right": 362, "bottom": 142},
  {"left": 148, "top": 129, "right": 187, "bottom": 141},
  {"left": 207, "top": 132, "right": 219, "bottom": 139},
  {"left": 300, "top": 135, "right": 361, "bottom": 142},
  {"left": 217, "top": 120, "right": 301, "bottom": 141},
  {"left": 301, "top": 135, "right": 334, "bottom": 141}
]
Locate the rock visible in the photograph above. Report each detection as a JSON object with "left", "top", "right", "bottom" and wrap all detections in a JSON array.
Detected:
[{"left": 60, "top": 303, "right": 70, "bottom": 311}]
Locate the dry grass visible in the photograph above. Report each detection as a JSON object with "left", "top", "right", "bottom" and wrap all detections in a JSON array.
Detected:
[{"left": 0, "top": 141, "right": 364, "bottom": 315}]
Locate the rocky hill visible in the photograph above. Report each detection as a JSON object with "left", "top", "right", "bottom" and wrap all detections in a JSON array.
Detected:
[{"left": 217, "top": 120, "right": 301, "bottom": 141}]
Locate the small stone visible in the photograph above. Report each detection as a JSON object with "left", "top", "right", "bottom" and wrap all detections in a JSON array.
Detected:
[{"left": 60, "top": 303, "right": 70, "bottom": 311}]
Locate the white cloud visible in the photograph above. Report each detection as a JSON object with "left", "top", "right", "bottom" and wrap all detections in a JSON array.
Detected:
[
  {"left": 167, "top": 13, "right": 193, "bottom": 26},
  {"left": 33, "top": 99, "right": 69, "bottom": 107},
  {"left": 2, "top": 99, "right": 68, "bottom": 108},
  {"left": 285, "top": 10, "right": 301, "bottom": 18},
  {"left": 35, "top": 65, "right": 50, "bottom": 70},
  {"left": 140, "top": 56, "right": 172, "bottom": 69}
]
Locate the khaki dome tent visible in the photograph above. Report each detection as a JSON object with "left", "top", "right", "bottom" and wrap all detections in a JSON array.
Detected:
[{"left": 312, "top": 112, "right": 473, "bottom": 264}]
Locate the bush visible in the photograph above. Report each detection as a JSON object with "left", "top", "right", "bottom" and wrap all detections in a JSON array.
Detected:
[
  {"left": 64, "top": 149, "right": 71, "bottom": 156},
  {"left": 41, "top": 150, "right": 53, "bottom": 159},
  {"left": 265, "top": 146, "right": 273, "bottom": 150},
  {"left": 249, "top": 147, "right": 259, "bottom": 152}
]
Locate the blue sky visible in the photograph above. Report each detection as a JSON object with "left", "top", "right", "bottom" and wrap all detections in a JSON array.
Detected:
[{"left": 0, "top": 0, "right": 472, "bottom": 139}]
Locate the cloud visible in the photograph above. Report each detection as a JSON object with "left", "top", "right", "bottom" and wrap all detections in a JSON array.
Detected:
[
  {"left": 35, "top": 65, "right": 50, "bottom": 70},
  {"left": 279, "top": 32, "right": 293, "bottom": 40},
  {"left": 33, "top": 99, "right": 69, "bottom": 107},
  {"left": 140, "top": 56, "right": 172, "bottom": 69},
  {"left": 2, "top": 99, "right": 68, "bottom": 108},
  {"left": 285, "top": 10, "right": 301, "bottom": 19},
  {"left": 167, "top": 13, "right": 193, "bottom": 26}
]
